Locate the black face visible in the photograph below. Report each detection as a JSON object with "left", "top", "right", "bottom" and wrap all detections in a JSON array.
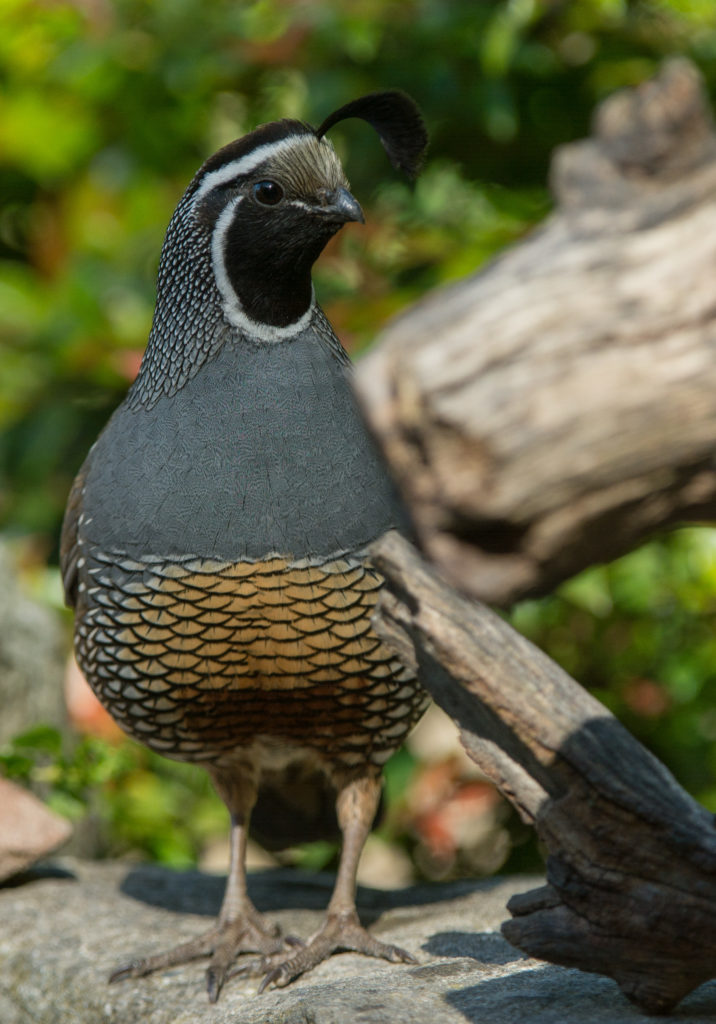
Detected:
[
  {"left": 197, "top": 133, "right": 361, "bottom": 331},
  {"left": 130, "top": 98, "right": 425, "bottom": 403},
  {"left": 221, "top": 181, "right": 350, "bottom": 328},
  {"left": 187, "top": 94, "right": 426, "bottom": 335}
]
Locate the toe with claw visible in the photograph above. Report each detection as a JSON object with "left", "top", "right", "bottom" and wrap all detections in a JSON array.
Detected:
[
  {"left": 110, "top": 909, "right": 287, "bottom": 1003},
  {"left": 231, "top": 909, "right": 416, "bottom": 992}
]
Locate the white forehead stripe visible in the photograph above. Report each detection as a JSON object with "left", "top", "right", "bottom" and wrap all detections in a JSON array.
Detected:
[
  {"left": 193, "top": 134, "right": 312, "bottom": 202},
  {"left": 210, "top": 194, "right": 315, "bottom": 342}
]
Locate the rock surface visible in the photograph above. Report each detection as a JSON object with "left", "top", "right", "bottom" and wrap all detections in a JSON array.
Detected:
[
  {"left": 3, "top": 860, "right": 716, "bottom": 1023},
  {"left": 0, "top": 544, "right": 66, "bottom": 745}
]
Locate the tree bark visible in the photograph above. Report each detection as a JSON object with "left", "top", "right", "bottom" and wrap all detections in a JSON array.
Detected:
[
  {"left": 356, "top": 58, "right": 716, "bottom": 606},
  {"left": 372, "top": 531, "right": 716, "bottom": 1016}
]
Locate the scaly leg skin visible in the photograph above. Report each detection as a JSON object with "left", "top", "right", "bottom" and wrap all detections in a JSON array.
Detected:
[
  {"left": 110, "top": 769, "right": 291, "bottom": 1003},
  {"left": 233, "top": 773, "right": 417, "bottom": 991}
]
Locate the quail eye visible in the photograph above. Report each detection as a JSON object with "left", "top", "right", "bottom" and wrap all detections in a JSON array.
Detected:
[{"left": 252, "top": 180, "right": 284, "bottom": 206}]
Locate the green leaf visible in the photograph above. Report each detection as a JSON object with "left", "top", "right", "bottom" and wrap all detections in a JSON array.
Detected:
[{"left": 11, "top": 724, "right": 63, "bottom": 757}]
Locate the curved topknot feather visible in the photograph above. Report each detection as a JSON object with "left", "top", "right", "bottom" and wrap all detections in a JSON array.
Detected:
[{"left": 316, "top": 90, "right": 428, "bottom": 179}]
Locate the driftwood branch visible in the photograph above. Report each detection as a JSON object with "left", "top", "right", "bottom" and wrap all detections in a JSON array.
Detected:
[
  {"left": 357, "top": 59, "right": 716, "bottom": 606},
  {"left": 372, "top": 531, "right": 716, "bottom": 1015},
  {"left": 355, "top": 62, "right": 716, "bottom": 1013}
]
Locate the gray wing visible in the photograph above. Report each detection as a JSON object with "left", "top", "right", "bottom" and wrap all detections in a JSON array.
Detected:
[{"left": 60, "top": 460, "right": 88, "bottom": 610}]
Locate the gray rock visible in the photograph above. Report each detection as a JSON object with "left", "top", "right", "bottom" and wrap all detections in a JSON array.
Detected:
[
  {"left": 0, "top": 544, "right": 66, "bottom": 744},
  {"left": 2, "top": 860, "right": 716, "bottom": 1023}
]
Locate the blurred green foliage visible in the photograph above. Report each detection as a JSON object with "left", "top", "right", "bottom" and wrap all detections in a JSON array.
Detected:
[
  {"left": 4, "top": 0, "right": 716, "bottom": 876},
  {"left": 0, "top": 723, "right": 226, "bottom": 865}
]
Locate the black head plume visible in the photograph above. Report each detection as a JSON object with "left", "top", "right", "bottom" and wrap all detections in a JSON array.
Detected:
[{"left": 316, "top": 90, "right": 427, "bottom": 179}]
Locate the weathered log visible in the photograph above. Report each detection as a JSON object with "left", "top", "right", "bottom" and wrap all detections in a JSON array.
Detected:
[
  {"left": 356, "top": 59, "right": 716, "bottom": 606},
  {"left": 372, "top": 530, "right": 716, "bottom": 1015}
]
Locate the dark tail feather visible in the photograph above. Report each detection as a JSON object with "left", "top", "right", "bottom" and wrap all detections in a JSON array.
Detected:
[
  {"left": 250, "top": 767, "right": 384, "bottom": 850},
  {"left": 250, "top": 768, "right": 340, "bottom": 850}
]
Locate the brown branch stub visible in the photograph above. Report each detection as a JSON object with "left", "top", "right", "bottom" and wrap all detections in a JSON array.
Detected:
[
  {"left": 356, "top": 59, "right": 716, "bottom": 606},
  {"left": 553, "top": 57, "right": 716, "bottom": 218},
  {"left": 593, "top": 57, "right": 716, "bottom": 180},
  {"left": 372, "top": 531, "right": 716, "bottom": 1015}
]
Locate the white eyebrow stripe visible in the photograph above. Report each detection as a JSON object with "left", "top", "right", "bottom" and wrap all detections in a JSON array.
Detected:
[
  {"left": 210, "top": 193, "right": 316, "bottom": 342},
  {"left": 193, "top": 134, "right": 310, "bottom": 201}
]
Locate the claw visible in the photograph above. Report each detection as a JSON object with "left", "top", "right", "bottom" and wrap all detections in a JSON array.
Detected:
[
  {"left": 386, "top": 945, "right": 418, "bottom": 964},
  {"left": 253, "top": 911, "right": 417, "bottom": 991},
  {"left": 258, "top": 967, "right": 282, "bottom": 994},
  {"left": 108, "top": 912, "right": 286, "bottom": 998},
  {"left": 109, "top": 961, "right": 145, "bottom": 984},
  {"left": 206, "top": 967, "right": 222, "bottom": 1004}
]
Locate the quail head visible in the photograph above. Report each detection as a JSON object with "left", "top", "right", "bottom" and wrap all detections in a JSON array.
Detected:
[{"left": 61, "top": 91, "right": 429, "bottom": 1001}]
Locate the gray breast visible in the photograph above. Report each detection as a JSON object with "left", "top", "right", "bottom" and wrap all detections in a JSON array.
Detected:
[{"left": 80, "top": 327, "right": 408, "bottom": 561}]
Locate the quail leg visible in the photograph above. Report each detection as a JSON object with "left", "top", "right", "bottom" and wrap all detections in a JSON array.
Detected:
[
  {"left": 234, "top": 773, "right": 416, "bottom": 990},
  {"left": 110, "top": 771, "right": 288, "bottom": 1003}
]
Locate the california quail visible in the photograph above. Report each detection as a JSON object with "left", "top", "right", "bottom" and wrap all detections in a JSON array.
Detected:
[{"left": 60, "top": 91, "right": 429, "bottom": 1001}]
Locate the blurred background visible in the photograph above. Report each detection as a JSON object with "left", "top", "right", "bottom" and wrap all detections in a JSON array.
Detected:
[{"left": 3, "top": 0, "right": 716, "bottom": 887}]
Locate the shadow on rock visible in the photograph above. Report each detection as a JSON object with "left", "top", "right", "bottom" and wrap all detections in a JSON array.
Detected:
[
  {"left": 445, "top": 966, "right": 716, "bottom": 1024},
  {"left": 117, "top": 863, "right": 493, "bottom": 919},
  {"left": 424, "top": 930, "right": 527, "bottom": 966},
  {"left": 0, "top": 862, "right": 77, "bottom": 891}
]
